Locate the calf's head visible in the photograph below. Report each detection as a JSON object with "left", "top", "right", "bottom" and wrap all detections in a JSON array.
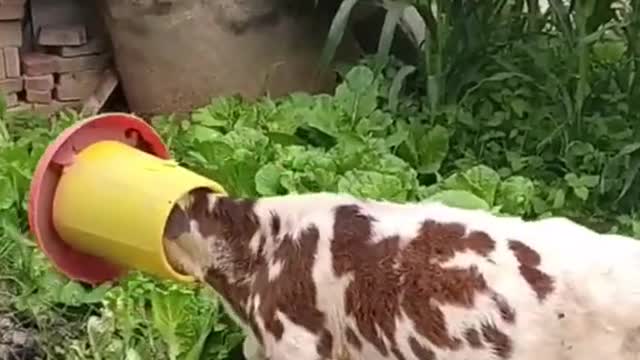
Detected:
[{"left": 162, "top": 187, "right": 259, "bottom": 283}]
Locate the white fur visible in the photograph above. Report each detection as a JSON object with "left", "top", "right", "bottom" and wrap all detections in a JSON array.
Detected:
[{"left": 169, "top": 192, "right": 640, "bottom": 360}]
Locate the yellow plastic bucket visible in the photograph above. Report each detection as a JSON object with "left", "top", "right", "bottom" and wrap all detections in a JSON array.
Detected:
[
  {"left": 28, "top": 113, "right": 225, "bottom": 285},
  {"left": 52, "top": 140, "right": 225, "bottom": 282}
]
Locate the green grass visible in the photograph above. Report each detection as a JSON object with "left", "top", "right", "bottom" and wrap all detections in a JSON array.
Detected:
[{"left": 1, "top": 0, "right": 640, "bottom": 358}]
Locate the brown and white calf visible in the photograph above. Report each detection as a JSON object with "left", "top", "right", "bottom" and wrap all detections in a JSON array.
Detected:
[{"left": 163, "top": 187, "right": 640, "bottom": 360}]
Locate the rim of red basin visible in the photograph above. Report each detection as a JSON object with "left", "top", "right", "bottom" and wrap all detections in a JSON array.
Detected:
[{"left": 27, "top": 112, "right": 170, "bottom": 285}]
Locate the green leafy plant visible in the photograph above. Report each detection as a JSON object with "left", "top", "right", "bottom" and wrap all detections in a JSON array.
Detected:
[{"left": 0, "top": 0, "right": 638, "bottom": 358}]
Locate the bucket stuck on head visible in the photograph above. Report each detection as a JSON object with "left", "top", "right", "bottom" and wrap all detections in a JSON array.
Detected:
[{"left": 28, "top": 113, "right": 225, "bottom": 285}]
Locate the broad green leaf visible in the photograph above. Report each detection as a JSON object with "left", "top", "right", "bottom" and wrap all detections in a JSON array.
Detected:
[
  {"left": 552, "top": 188, "right": 566, "bottom": 209},
  {"left": 385, "top": 128, "right": 409, "bottom": 148},
  {"left": 338, "top": 170, "right": 409, "bottom": 202},
  {"left": 58, "top": 281, "right": 93, "bottom": 305},
  {"left": 417, "top": 125, "right": 450, "bottom": 174},
  {"left": 617, "top": 142, "right": 640, "bottom": 157},
  {"left": 574, "top": 186, "right": 590, "bottom": 201},
  {"left": 192, "top": 108, "right": 228, "bottom": 128},
  {"left": 496, "top": 176, "right": 535, "bottom": 215},
  {"left": 306, "top": 95, "right": 343, "bottom": 138},
  {"left": 509, "top": 98, "right": 529, "bottom": 117},
  {"left": 593, "top": 40, "right": 626, "bottom": 63},
  {"left": 463, "top": 165, "right": 501, "bottom": 204},
  {"left": 345, "top": 65, "right": 375, "bottom": 92},
  {"left": 581, "top": 175, "right": 600, "bottom": 188},
  {"left": 565, "top": 173, "right": 581, "bottom": 188},
  {"left": 191, "top": 125, "right": 223, "bottom": 143},
  {"left": 335, "top": 66, "right": 379, "bottom": 119},
  {"left": 356, "top": 110, "right": 393, "bottom": 135},
  {"left": 426, "top": 190, "right": 491, "bottom": 210},
  {"left": 255, "top": 164, "right": 283, "bottom": 196},
  {"left": 444, "top": 165, "right": 501, "bottom": 205},
  {"left": 151, "top": 291, "right": 189, "bottom": 360},
  {"left": 266, "top": 95, "right": 314, "bottom": 135}
]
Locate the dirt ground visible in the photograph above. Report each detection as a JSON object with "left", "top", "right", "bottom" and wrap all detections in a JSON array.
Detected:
[{"left": 0, "top": 313, "right": 41, "bottom": 360}]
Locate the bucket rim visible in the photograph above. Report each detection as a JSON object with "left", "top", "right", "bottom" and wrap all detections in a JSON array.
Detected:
[{"left": 27, "top": 113, "right": 170, "bottom": 285}]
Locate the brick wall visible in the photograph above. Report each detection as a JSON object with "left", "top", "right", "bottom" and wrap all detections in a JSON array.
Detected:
[{"left": 0, "top": 0, "right": 114, "bottom": 116}]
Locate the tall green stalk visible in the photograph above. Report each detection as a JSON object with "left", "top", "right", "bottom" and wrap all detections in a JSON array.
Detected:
[
  {"left": 628, "top": 0, "right": 640, "bottom": 112},
  {"left": 575, "top": 0, "right": 595, "bottom": 136}
]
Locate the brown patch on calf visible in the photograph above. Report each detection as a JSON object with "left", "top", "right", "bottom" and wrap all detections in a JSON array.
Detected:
[
  {"left": 270, "top": 213, "right": 281, "bottom": 236},
  {"left": 317, "top": 329, "right": 333, "bottom": 359},
  {"left": 254, "top": 225, "right": 327, "bottom": 341},
  {"left": 391, "top": 347, "right": 408, "bottom": 360},
  {"left": 332, "top": 206, "right": 399, "bottom": 355},
  {"left": 464, "top": 328, "right": 484, "bottom": 348},
  {"left": 400, "top": 221, "right": 492, "bottom": 350},
  {"left": 408, "top": 337, "right": 436, "bottom": 360},
  {"left": 481, "top": 322, "right": 513, "bottom": 359},
  {"left": 256, "top": 235, "right": 266, "bottom": 260},
  {"left": 345, "top": 326, "right": 362, "bottom": 350},
  {"left": 332, "top": 206, "right": 510, "bottom": 357},
  {"left": 508, "top": 240, "right": 554, "bottom": 301},
  {"left": 491, "top": 293, "right": 516, "bottom": 323},
  {"left": 462, "top": 230, "right": 496, "bottom": 257}
]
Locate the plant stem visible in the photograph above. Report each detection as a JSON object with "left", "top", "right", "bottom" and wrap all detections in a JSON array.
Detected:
[{"left": 575, "top": 1, "right": 590, "bottom": 136}]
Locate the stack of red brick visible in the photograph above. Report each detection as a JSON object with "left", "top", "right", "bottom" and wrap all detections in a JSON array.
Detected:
[
  {"left": 21, "top": 25, "right": 111, "bottom": 114},
  {"left": 0, "top": 0, "right": 27, "bottom": 109},
  {"left": 0, "top": 0, "right": 113, "bottom": 115}
]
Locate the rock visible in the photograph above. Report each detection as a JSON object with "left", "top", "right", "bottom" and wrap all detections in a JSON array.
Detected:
[
  {"left": 10, "top": 331, "right": 27, "bottom": 346},
  {"left": 100, "top": 0, "right": 361, "bottom": 115}
]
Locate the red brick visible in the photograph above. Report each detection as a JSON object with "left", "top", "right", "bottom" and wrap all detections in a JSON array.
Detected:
[
  {"left": 24, "top": 74, "right": 53, "bottom": 91},
  {"left": 55, "top": 53, "right": 110, "bottom": 73},
  {"left": 0, "top": 76, "right": 21, "bottom": 92},
  {"left": 26, "top": 89, "right": 52, "bottom": 104},
  {"left": 38, "top": 24, "right": 86, "bottom": 46},
  {"left": 57, "top": 37, "right": 108, "bottom": 57},
  {"left": 0, "top": 4, "right": 24, "bottom": 20},
  {"left": 0, "top": 21, "right": 22, "bottom": 47},
  {"left": 3, "top": 47, "right": 18, "bottom": 77},
  {"left": 21, "top": 52, "right": 57, "bottom": 75}
]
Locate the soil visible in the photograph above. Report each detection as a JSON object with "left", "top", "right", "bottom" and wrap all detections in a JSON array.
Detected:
[{"left": 0, "top": 314, "right": 42, "bottom": 360}]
